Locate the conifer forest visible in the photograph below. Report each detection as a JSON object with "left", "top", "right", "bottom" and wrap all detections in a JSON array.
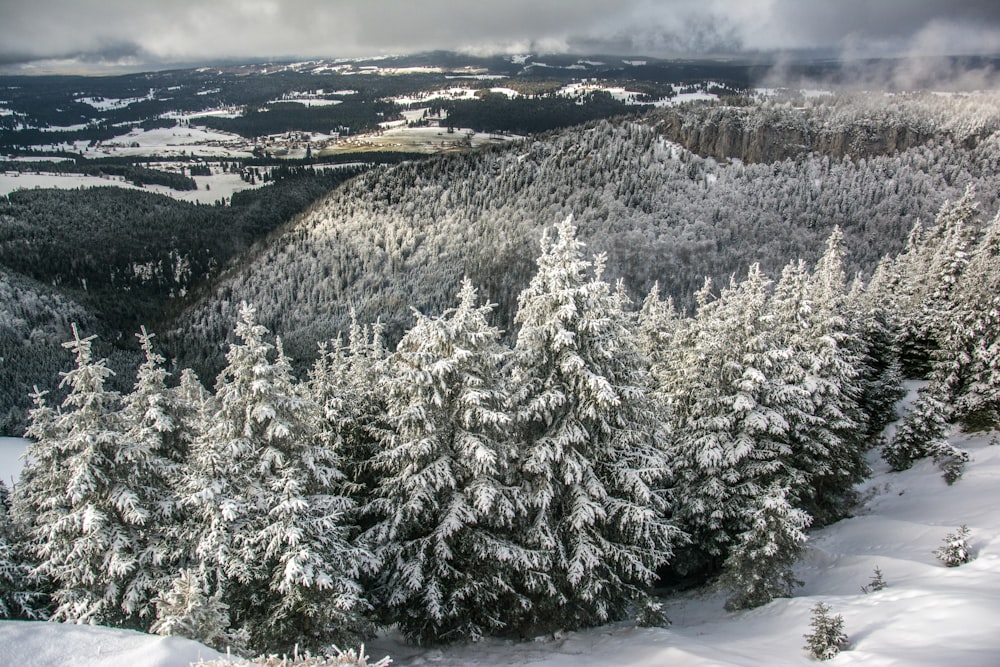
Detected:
[{"left": 2, "top": 72, "right": 1000, "bottom": 659}]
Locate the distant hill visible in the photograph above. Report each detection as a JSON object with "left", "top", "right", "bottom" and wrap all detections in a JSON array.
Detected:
[{"left": 167, "top": 93, "right": 1000, "bottom": 377}]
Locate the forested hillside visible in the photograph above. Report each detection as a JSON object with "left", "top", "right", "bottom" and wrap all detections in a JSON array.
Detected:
[
  {"left": 170, "top": 93, "right": 1000, "bottom": 377},
  {"left": 0, "top": 167, "right": 367, "bottom": 433}
]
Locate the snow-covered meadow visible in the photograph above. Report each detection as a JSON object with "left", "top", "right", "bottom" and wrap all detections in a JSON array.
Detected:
[{"left": 2, "top": 402, "right": 998, "bottom": 666}]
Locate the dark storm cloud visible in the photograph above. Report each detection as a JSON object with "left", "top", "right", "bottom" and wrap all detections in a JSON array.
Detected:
[{"left": 0, "top": 0, "right": 998, "bottom": 72}]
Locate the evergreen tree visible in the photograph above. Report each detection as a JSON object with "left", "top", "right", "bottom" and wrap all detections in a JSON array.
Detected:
[
  {"left": 799, "top": 230, "right": 870, "bottom": 523},
  {"left": 507, "top": 217, "right": 681, "bottom": 632},
  {"left": 883, "top": 385, "right": 967, "bottom": 481},
  {"left": 181, "top": 304, "right": 371, "bottom": 653},
  {"left": 309, "top": 312, "right": 391, "bottom": 504},
  {"left": 150, "top": 568, "right": 247, "bottom": 654},
  {"left": 895, "top": 188, "right": 981, "bottom": 374},
  {"left": 935, "top": 525, "right": 972, "bottom": 567},
  {"left": 363, "top": 279, "right": 534, "bottom": 644},
  {"left": 664, "top": 266, "right": 804, "bottom": 586},
  {"left": 717, "top": 484, "right": 811, "bottom": 611},
  {"left": 0, "top": 480, "right": 46, "bottom": 619},
  {"left": 243, "top": 337, "right": 373, "bottom": 653},
  {"left": 936, "top": 210, "right": 1000, "bottom": 430},
  {"left": 845, "top": 271, "right": 906, "bottom": 437},
  {"left": 803, "top": 602, "right": 848, "bottom": 660},
  {"left": 16, "top": 325, "right": 168, "bottom": 626}
]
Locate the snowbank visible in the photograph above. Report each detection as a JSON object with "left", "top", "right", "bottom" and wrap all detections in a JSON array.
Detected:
[{"left": 0, "top": 621, "right": 234, "bottom": 667}]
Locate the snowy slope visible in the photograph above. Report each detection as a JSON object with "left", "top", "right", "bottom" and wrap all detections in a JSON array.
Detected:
[
  {"left": 0, "top": 622, "right": 233, "bottom": 667},
  {"left": 2, "top": 415, "right": 999, "bottom": 665}
]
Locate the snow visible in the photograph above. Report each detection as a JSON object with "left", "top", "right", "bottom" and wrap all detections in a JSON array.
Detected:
[
  {"left": 4, "top": 389, "right": 1000, "bottom": 665},
  {"left": 0, "top": 436, "right": 28, "bottom": 488},
  {"left": 0, "top": 171, "right": 264, "bottom": 205},
  {"left": 0, "top": 622, "right": 234, "bottom": 667}
]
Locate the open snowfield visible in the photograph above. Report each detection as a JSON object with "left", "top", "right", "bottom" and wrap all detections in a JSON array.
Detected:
[
  {"left": 0, "top": 171, "right": 264, "bottom": 204},
  {"left": 2, "top": 389, "right": 998, "bottom": 666}
]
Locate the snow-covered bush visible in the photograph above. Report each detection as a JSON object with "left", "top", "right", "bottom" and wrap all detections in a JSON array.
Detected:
[
  {"left": 803, "top": 602, "right": 848, "bottom": 661},
  {"left": 194, "top": 644, "right": 391, "bottom": 666},
  {"left": 883, "top": 387, "right": 969, "bottom": 484},
  {"left": 935, "top": 525, "right": 973, "bottom": 566},
  {"left": 150, "top": 568, "right": 247, "bottom": 654}
]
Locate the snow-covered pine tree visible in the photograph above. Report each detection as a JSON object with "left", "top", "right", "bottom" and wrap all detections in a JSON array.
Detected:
[
  {"left": 363, "top": 279, "right": 535, "bottom": 644},
  {"left": 15, "top": 325, "right": 166, "bottom": 626},
  {"left": 181, "top": 304, "right": 371, "bottom": 654},
  {"left": 241, "top": 337, "right": 374, "bottom": 653},
  {"left": 0, "top": 480, "right": 46, "bottom": 619},
  {"left": 151, "top": 568, "right": 247, "bottom": 654},
  {"left": 664, "top": 265, "right": 805, "bottom": 592},
  {"left": 717, "top": 484, "right": 810, "bottom": 611},
  {"left": 507, "top": 217, "right": 681, "bottom": 633},
  {"left": 798, "top": 230, "right": 870, "bottom": 523},
  {"left": 895, "top": 188, "right": 981, "bottom": 374},
  {"left": 935, "top": 525, "right": 972, "bottom": 566},
  {"left": 845, "top": 269, "right": 905, "bottom": 438},
  {"left": 882, "top": 384, "right": 967, "bottom": 481},
  {"left": 115, "top": 327, "right": 186, "bottom": 610},
  {"left": 936, "top": 209, "right": 1000, "bottom": 430},
  {"left": 309, "top": 312, "right": 391, "bottom": 504},
  {"left": 803, "top": 601, "right": 848, "bottom": 660}
]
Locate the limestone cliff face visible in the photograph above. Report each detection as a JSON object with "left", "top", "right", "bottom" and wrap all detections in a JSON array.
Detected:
[{"left": 655, "top": 103, "right": 959, "bottom": 163}]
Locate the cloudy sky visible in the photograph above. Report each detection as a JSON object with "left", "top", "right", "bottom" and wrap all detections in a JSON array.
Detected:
[{"left": 1, "top": 0, "right": 999, "bottom": 73}]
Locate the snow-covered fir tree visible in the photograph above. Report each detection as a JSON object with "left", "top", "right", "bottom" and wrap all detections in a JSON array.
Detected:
[
  {"left": 363, "top": 279, "right": 536, "bottom": 644},
  {"left": 507, "top": 217, "right": 682, "bottom": 632},
  {"left": 803, "top": 601, "right": 848, "bottom": 660},
  {"left": 882, "top": 384, "right": 967, "bottom": 477},
  {"left": 935, "top": 525, "right": 972, "bottom": 567},
  {"left": 180, "top": 304, "right": 371, "bottom": 653},
  {"left": 662, "top": 266, "right": 806, "bottom": 596},
  {"left": 935, "top": 209, "right": 1000, "bottom": 430},
  {"left": 150, "top": 568, "right": 247, "bottom": 654},
  {"left": 796, "top": 230, "right": 870, "bottom": 523},
  {"left": 717, "top": 484, "right": 810, "bottom": 611},
  {"left": 15, "top": 325, "right": 170, "bottom": 626},
  {"left": 845, "top": 267, "right": 906, "bottom": 438},
  {"left": 893, "top": 188, "right": 982, "bottom": 374},
  {"left": 0, "top": 480, "right": 46, "bottom": 620},
  {"left": 309, "top": 312, "right": 391, "bottom": 504},
  {"left": 241, "top": 336, "right": 374, "bottom": 653}
]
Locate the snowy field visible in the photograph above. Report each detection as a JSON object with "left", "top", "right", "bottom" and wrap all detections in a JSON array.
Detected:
[
  {"left": 0, "top": 171, "right": 265, "bottom": 204},
  {"left": 2, "top": 391, "right": 998, "bottom": 666}
]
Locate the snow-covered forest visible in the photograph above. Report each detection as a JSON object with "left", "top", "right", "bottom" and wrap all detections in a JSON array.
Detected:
[
  {"left": 168, "top": 93, "right": 1000, "bottom": 377},
  {"left": 3, "top": 176, "right": 999, "bottom": 660}
]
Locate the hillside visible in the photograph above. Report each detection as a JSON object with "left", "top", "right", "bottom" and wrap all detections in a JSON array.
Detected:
[
  {"left": 169, "top": 93, "right": 1000, "bottom": 375},
  {"left": 3, "top": 387, "right": 998, "bottom": 666}
]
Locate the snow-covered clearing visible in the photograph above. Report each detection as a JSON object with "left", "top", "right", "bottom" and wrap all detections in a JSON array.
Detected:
[
  {"left": 0, "top": 171, "right": 264, "bottom": 204},
  {"left": 2, "top": 385, "right": 998, "bottom": 666}
]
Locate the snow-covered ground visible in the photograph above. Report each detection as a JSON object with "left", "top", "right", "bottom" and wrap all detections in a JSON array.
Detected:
[
  {"left": 0, "top": 171, "right": 264, "bottom": 204},
  {"left": 3, "top": 390, "right": 999, "bottom": 665}
]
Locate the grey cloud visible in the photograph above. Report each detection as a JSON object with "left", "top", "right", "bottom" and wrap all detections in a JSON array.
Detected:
[{"left": 0, "top": 0, "right": 998, "bottom": 72}]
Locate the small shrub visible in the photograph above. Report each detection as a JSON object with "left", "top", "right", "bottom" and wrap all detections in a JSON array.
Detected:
[
  {"left": 935, "top": 525, "right": 973, "bottom": 567},
  {"left": 861, "top": 566, "right": 886, "bottom": 594},
  {"left": 934, "top": 445, "right": 970, "bottom": 485},
  {"left": 194, "top": 644, "right": 392, "bottom": 667},
  {"left": 803, "top": 602, "right": 848, "bottom": 661},
  {"left": 635, "top": 596, "right": 670, "bottom": 628}
]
